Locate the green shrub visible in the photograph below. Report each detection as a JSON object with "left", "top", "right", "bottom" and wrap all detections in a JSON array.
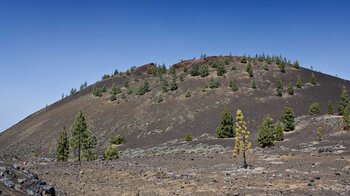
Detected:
[
  {"left": 276, "top": 79, "right": 283, "bottom": 97},
  {"left": 161, "top": 78, "right": 169, "bottom": 92},
  {"left": 216, "top": 64, "right": 227, "bottom": 76},
  {"left": 170, "top": 77, "right": 178, "bottom": 91},
  {"left": 190, "top": 63, "right": 200, "bottom": 76},
  {"left": 246, "top": 63, "right": 253, "bottom": 77},
  {"left": 327, "top": 101, "right": 334, "bottom": 115},
  {"left": 136, "top": 80, "right": 151, "bottom": 95},
  {"left": 109, "top": 134, "right": 125, "bottom": 145},
  {"left": 241, "top": 55, "right": 248, "bottom": 63},
  {"left": 251, "top": 80, "right": 257, "bottom": 89},
  {"left": 263, "top": 63, "right": 269, "bottom": 71},
  {"left": 208, "top": 78, "right": 220, "bottom": 88},
  {"left": 185, "top": 91, "right": 192, "bottom": 97},
  {"left": 184, "top": 134, "right": 193, "bottom": 141},
  {"left": 296, "top": 75, "right": 303, "bottom": 88},
  {"left": 279, "top": 62, "right": 286, "bottom": 73},
  {"left": 103, "top": 145, "right": 119, "bottom": 160},
  {"left": 102, "top": 74, "right": 110, "bottom": 80},
  {"left": 288, "top": 82, "right": 294, "bottom": 95},
  {"left": 316, "top": 127, "right": 322, "bottom": 141},
  {"left": 92, "top": 86, "right": 103, "bottom": 97},
  {"left": 199, "top": 64, "right": 209, "bottom": 77},
  {"left": 309, "top": 102, "right": 321, "bottom": 115},
  {"left": 230, "top": 80, "right": 238, "bottom": 91}
]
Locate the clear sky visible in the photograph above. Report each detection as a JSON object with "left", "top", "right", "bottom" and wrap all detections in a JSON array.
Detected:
[{"left": 1, "top": 0, "right": 350, "bottom": 132}]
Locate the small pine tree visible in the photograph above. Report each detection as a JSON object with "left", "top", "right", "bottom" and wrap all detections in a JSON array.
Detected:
[
  {"left": 246, "top": 63, "right": 253, "bottom": 77},
  {"left": 251, "top": 80, "right": 256, "bottom": 89},
  {"left": 316, "top": 127, "right": 322, "bottom": 141},
  {"left": 184, "top": 134, "right": 193, "bottom": 141},
  {"left": 338, "top": 86, "right": 350, "bottom": 115},
  {"left": 216, "top": 108, "right": 234, "bottom": 138},
  {"left": 288, "top": 82, "right": 294, "bottom": 95},
  {"left": 208, "top": 78, "right": 220, "bottom": 88},
  {"left": 274, "top": 121, "right": 284, "bottom": 141},
  {"left": 230, "top": 80, "right": 238, "bottom": 92},
  {"left": 327, "top": 101, "right": 334, "bottom": 115},
  {"left": 310, "top": 73, "right": 317, "bottom": 85},
  {"left": 109, "top": 134, "right": 125, "bottom": 145},
  {"left": 103, "top": 145, "right": 119, "bottom": 160},
  {"left": 281, "top": 106, "right": 295, "bottom": 132},
  {"left": 233, "top": 109, "right": 252, "bottom": 169},
  {"left": 276, "top": 79, "right": 283, "bottom": 97},
  {"left": 199, "top": 64, "right": 209, "bottom": 77},
  {"left": 161, "top": 78, "right": 169, "bottom": 93},
  {"left": 343, "top": 104, "right": 350, "bottom": 131},
  {"left": 296, "top": 75, "right": 303, "bottom": 88},
  {"left": 56, "top": 127, "right": 69, "bottom": 162},
  {"left": 257, "top": 116, "right": 275, "bottom": 148},
  {"left": 279, "top": 62, "right": 286, "bottom": 73},
  {"left": 309, "top": 102, "right": 321, "bottom": 115},
  {"left": 293, "top": 60, "right": 300, "bottom": 69},
  {"left": 170, "top": 77, "right": 178, "bottom": 91}
]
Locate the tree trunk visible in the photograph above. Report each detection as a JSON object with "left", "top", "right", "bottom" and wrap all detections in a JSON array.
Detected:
[{"left": 243, "top": 149, "right": 247, "bottom": 169}]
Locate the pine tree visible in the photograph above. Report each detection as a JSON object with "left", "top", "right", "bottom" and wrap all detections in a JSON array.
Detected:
[
  {"left": 70, "top": 111, "right": 88, "bottom": 162},
  {"left": 288, "top": 82, "right": 294, "bottom": 95},
  {"left": 279, "top": 61, "right": 286, "bottom": 73},
  {"left": 246, "top": 63, "right": 253, "bottom": 77},
  {"left": 327, "top": 101, "right": 334, "bottom": 115},
  {"left": 276, "top": 79, "right": 283, "bottom": 97},
  {"left": 162, "top": 78, "right": 169, "bottom": 92},
  {"left": 170, "top": 77, "right": 178, "bottom": 91},
  {"left": 293, "top": 60, "right": 300, "bottom": 69},
  {"left": 274, "top": 121, "right": 284, "bottom": 141},
  {"left": 161, "top": 63, "right": 167, "bottom": 74},
  {"left": 56, "top": 127, "right": 69, "bottom": 162},
  {"left": 343, "top": 104, "right": 350, "bottom": 131},
  {"left": 309, "top": 103, "right": 321, "bottom": 115},
  {"left": 230, "top": 80, "right": 238, "bottom": 92},
  {"left": 310, "top": 73, "right": 317, "bottom": 85},
  {"left": 296, "top": 75, "right": 303, "bottom": 88},
  {"left": 199, "top": 64, "right": 209, "bottom": 77},
  {"left": 216, "top": 108, "right": 234, "bottom": 138},
  {"left": 233, "top": 109, "right": 252, "bottom": 169},
  {"left": 251, "top": 80, "right": 256, "bottom": 89},
  {"left": 338, "top": 86, "right": 350, "bottom": 115},
  {"left": 263, "top": 63, "right": 269, "bottom": 71},
  {"left": 281, "top": 106, "right": 295, "bottom": 132},
  {"left": 82, "top": 127, "right": 97, "bottom": 161},
  {"left": 103, "top": 145, "right": 119, "bottom": 160},
  {"left": 257, "top": 116, "right": 275, "bottom": 148}
]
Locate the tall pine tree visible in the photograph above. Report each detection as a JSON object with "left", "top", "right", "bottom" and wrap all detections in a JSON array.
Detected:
[
  {"left": 56, "top": 127, "right": 69, "bottom": 162},
  {"left": 70, "top": 111, "right": 88, "bottom": 161},
  {"left": 216, "top": 108, "right": 234, "bottom": 138},
  {"left": 338, "top": 86, "right": 350, "bottom": 115}
]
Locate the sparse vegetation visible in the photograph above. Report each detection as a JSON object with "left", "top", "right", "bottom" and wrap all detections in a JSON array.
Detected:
[
  {"left": 296, "top": 75, "right": 303, "bottom": 88},
  {"left": 184, "top": 134, "right": 193, "bottom": 142},
  {"left": 281, "top": 106, "right": 295, "bottom": 132},
  {"left": 185, "top": 91, "right": 192, "bottom": 97},
  {"left": 276, "top": 79, "right": 283, "bottom": 96},
  {"left": 343, "top": 104, "right": 350, "bottom": 131},
  {"left": 216, "top": 108, "right": 234, "bottom": 138},
  {"left": 170, "top": 77, "right": 178, "bottom": 91},
  {"left": 199, "top": 64, "right": 209, "bottom": 77},
  {"left": 161, "top": 78, "right": 169, "bottom": 92},
  {"left": 136, "top": 80, "right": 151, "bottom": 95},
  {"left": 293, "top": 60, "right": 300, "bottom": 69},
  {"left": 309, "top": 102, "right": 321, "bottom": 115},
  {"left": 230, "top": 80, "right": 238, "bottom": 91},
  {"left": 246, "top": 62, "right": 253, "bottom": 77},
  {"left": 327, "top": 101, "right": 334, "bottom": 115},
  {"left": 103, "top": 145, "right": 119, "bottom": 160},
  {"left": 310, "top": 73, "right": 317, "bottom": 85},
  {"left": 190, "top": 63, "right": 200, "bottom": 76},
  {"left": 109, "top": 134, "right": 125, "bottom": 145},
  {"left": 263, "top": 63, "right": 268, "bottom": 71},
  {"left": 216, "top": 64, "right": 227, "bottom": 76},
  {"left": 56, "top": 127, "right": 69, "bottom": 162},
  {"left": 233, "top": 109, "right": 252, "bottom": 169},
  {"left": 279, "top": 61, "right": 286, "bottom": 73},
  {"left": 251, "top": 80, "right": 256, "bottom": 89},
  {"left": 208, "top": 78, "right": 220, "bottom": 88},
  {"left": 316, "top": 127, "right": 322, "bottom": 141},
  {"left": 288, "top": 82, "right": 294, "bottom": 95},
  {"left": 257, "top": 116, "right": 275, "bottom": 148},
  {"left": 240, "top": 55, "right": 248, "bottom": 63}
]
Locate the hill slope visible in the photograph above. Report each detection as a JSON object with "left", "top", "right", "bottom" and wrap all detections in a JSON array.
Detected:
[{"left": 0, "top": 56, "right": 349, "bottom": 159}]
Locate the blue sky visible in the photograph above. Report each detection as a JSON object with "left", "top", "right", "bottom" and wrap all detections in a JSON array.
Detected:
[{"left": 1, "top": 0, "right": 350, "bottom": 132}]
